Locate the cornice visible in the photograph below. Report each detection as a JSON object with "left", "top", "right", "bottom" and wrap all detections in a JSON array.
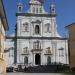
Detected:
[
  {"left": 16, "top": 13, "right": 56, "bottom": 17},
  {"left": 6, "top": 36, "right": 68, "bottom": 40}
]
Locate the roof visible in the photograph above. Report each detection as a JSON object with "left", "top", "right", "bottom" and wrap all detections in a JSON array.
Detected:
[
  {"left": 0, "top": 0, "right": 9, "bottom": 30},
  {"left": 16, "top": 13, "right": 56, "bottom": 17},
  {"left": 65, "top": 23, "right": 75, "bottom": 28}
]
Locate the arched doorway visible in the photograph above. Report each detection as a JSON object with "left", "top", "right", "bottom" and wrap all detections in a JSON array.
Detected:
[
  {"left": 47, "top": 56, "right": 51, "bottom": 65},
  {"left": 35, "top": 54, "right": 41, "bottom": 65}
]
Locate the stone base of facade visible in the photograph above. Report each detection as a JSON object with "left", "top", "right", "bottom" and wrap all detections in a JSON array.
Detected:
[{"left": 0, "top": 59, "right": 6, "bottom": 75}]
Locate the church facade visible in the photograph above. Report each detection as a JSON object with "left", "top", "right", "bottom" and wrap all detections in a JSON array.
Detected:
[{"left": 5, "top": 0, "right": 69, "bottom": 67}]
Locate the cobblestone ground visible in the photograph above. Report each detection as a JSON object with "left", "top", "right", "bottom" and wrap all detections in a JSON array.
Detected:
[{"left": 6, "top": 72, "right": 61, "bottom": 75}]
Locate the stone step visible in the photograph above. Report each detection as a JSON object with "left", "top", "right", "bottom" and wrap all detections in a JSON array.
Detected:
[{"left": 26, "top": 65, "right": 57, "bottom": 73}]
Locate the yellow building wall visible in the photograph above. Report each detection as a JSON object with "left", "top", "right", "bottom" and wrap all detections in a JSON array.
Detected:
[
  {"left": 0, "top": 19, "right": 6, "bottom": 75},
  {"left": 68, "top": 25, "right": 75, "bottom": 69}
]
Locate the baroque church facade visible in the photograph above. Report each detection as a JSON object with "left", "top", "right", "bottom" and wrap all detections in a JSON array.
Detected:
[{"left": 5, "top": 0, "right": 69, "bottom": 67}]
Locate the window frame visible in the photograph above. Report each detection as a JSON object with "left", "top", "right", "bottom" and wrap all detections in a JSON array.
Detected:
[
  {"left": 45, "top": 23, "right": 51, "bottom": 33},
  {"left": 35, "top": 25, "right": 40, "bottom": 34},
  {"left": 22, "top": 22, "right": 29, "bottom": 32}
]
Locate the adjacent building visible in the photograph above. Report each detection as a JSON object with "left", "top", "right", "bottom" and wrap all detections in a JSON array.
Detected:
[
  {"left": 0, "top": 0, "right": 9, "bottom": 74},
  {"left": 66, "top": 23, "right": 75, "bottom": 69},
  {"left": 6, "top": 0, "right": 69, "bottom": 67}
]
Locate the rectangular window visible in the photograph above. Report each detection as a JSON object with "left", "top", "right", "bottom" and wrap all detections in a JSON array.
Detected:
[
  {"left": 40, "top": 8, "right": 42, "bottom": 13},
  {"left": 33, "top": 7, "right": 35, "bottom": 13},
  {"left": 59, "top": 48, "right": 64, "bottom": 57},
  {"left": 36, "top": 8, "right": 38, "bottom": 13},
  {"left": 22, "top": 23, "right": 28, "bottom": 32},
  {"left": 45, "top": 23, "right": 50, "bottom": 32},
  {"left": 23, "top": 47, "right": 28, "bottom": 53},
  {"left": 33, "top": 41, "right": 41, "bottom": 49},
  {"left": 9, "top": 47, "right": 14, "bottom": 57}
]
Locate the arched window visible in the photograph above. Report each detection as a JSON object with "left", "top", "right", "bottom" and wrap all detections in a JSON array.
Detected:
[
  {"left": 18, "top": 5, "right": 22, "bottom": 13},
  {"left": 19, "top": 7, "right": 21, "bottom": 12},
  {"left": 47, "top": 56, "right": 51, "bottom": 65},
  {"left": 24, "top": 56, "right": 28, "bottom": 64},
  {"left": 35, "top": 25, "right": 40, "bottom": 34}
]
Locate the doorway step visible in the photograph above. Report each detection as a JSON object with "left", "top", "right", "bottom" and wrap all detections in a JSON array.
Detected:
[{"left": 26, "top": 65, "right": 57, "bottom": 73}]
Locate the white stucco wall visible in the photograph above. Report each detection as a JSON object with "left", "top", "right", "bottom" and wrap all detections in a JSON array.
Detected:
[{"left": 5, "top": 0, "right": 69, "bottom": 67}]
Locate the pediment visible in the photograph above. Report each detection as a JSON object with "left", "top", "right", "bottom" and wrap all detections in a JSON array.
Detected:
[{"left": 31, "top": 20, "right": 41, "bottom": 23}]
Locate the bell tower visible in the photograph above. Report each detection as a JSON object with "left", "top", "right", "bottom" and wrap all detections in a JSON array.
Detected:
[
  {"left": 29, "top": 0, "right": 44, "bottom": 14},
  {"left": 50, "top": 0, "right": 56, "bottom": 15},
  {"left": 17, "top": 0, "right": 23, "bottom": 13}
]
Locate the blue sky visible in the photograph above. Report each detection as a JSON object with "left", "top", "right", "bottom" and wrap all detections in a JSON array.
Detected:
[{"left": 3, "top": 0, "right": 75, "bottom": 37}]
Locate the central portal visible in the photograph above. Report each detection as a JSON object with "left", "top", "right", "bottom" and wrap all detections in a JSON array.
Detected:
[{"left": 35, "top": 54, "right": 41, "bottom": 65}]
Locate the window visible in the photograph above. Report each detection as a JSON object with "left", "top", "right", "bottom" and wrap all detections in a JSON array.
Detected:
[
  {"left": 18, "top": 6, "right": 22, "bottom": 12},
  {"left": 36, "top": 8, "right": 38, "bottom": 13},
  {"left": 23, "top": 22, "right": 28, "bottom": 32},
  {"left": 33, "top": 41, "right": 41, "bottom": 49},
  {"left": 33, "top": 7, "right": 35, "bottom": 13},
  {"left": 45, "top": 23, "right": 50, "bottom": 32},
  {"left": 40, "top": 8, "right": 42, "bottom": 13},
  {"left": 36, "top": 41, "right": 39, "bottom": 49},
  {"left": 47, "top": 56, "right": 51, "bottom": 65},
  {"left": 35, "top": 25, "right": 40, "bottom": 34},
  {"left": 59, "top": 47, "right": 64, "bottom": 57},
  {"left": 9, "top": 47, "right": 14, "bottom": 57},
  {"left": 23, "top": 47, "right": 28, "bottom": 54},
  {"left": 24, "top": 56, "right": 28, "bottom": 64},
  {"left": 46, "top": 47, "right": 51, "bottom": 54}
]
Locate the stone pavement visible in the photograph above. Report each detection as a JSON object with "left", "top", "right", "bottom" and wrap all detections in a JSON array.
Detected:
[{"left": 6, "top": 73, "right": 61, "bottom": 75}]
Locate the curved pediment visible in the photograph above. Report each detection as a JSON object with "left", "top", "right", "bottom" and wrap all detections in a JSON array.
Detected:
[
  {"left": 36, "top": 20, "right": 41, "bottom": 23},
  {"left": 31, "top": 20, "right": 41, "bottom": 23}
]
